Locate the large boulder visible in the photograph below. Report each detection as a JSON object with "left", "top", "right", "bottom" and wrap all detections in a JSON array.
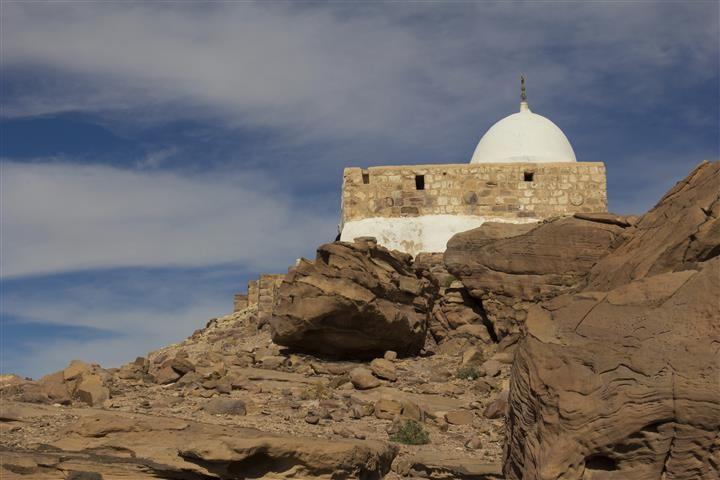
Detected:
[
  {"left": 270, "top": 239, "right": 436, "bottom": 357},
  {"left": 504, "top": 161, "right": 720, "bottom": 480},
  {"left": 444, "top": 218, "right": 630, "bottom": 337}
]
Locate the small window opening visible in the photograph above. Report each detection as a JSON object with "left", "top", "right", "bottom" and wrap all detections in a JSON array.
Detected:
[
  {"left": 524, "top": 171, "right": 534, "bottom": 182},
  {"left": 362, "top": 172, "right": 370, "bottom": 184},
  {"left": 415, "top": 175, "right": 425, "bottom": 190}
]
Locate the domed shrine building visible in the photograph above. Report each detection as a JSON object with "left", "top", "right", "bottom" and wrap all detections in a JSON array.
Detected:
[{"left": 339, "top": 81, "right": 608, "bottom": 255}]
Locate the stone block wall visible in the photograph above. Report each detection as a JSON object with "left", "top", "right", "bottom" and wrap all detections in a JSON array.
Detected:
[
  {"left": 341, "top": 162, "right": 607, "bottom": 225},
  {"left": 236, "top": 274, "right": 286, "bottom": 317},
  {"left": 233, "top": 294, "right": 248, "bottom": 312},
  {"left": 247, "top": 280, "right": 259, "bottom": 308},
  {"left": 256, "top": 274, "right": 285, "bottom": 319}
]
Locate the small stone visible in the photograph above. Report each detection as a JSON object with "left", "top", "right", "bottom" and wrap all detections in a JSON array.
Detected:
[
  {"left": 465, "top": 435, "right": 483, "bottom": 450},
  {"left": 349, "top": 367, "right": 380, "bottom": 390},
  {"left": 75, "top": 375, "right": 110, "bottom": 406},
  {"left": 351, "top": 402, "right": 374, "bottom": 419},
  {"left": 203, "top": 398, "right": 247, "bottom": 416},
  {"left": 63, "top": 360, "right": 92, "bottom": 381},
  {"left": 386, "top": 416, "right": 403, "bottom": 434},
  {"left": 383, "top": 351, "right": 398, "bottom": 361},
  {"left": 214, "top": 376, "right": 232, "bottom": 394},
  {"left": 428, "top": 367, "right": 452, "bottom": 383},
  {"left": 20, "top": 385, "right": 50, "bottom": 404},
  {"left": 38, "top": 372, "right": 72, "bottom": 405},
  {"left": 480, "top": 359, "right": 502, "bottom": 377},
  {"left": 258, "top": 355, "right": 286, "bottom": 369},
  {"left": 445, "top": 410, "right": 475, "bottom": 425},
  {"left": 176, "top": 371, "right": 202, "bottom": 386},
  {"left": 66, "top": 472, "right": 103, "bottom": 480},
  {"left": 455, "top": 324, "right": 493, "bottom": 343},
  {"left": 483, "top": 397, "right": 507, "bottom": 419},
  {"left": 171, "top": 357, "right": 195, "bottom": 375},
  {"left": 400, "top": 400, "right": 424, "bottom": 422},
  {"left": 1, "top": 456, "right": 37, "bottom": 474},
  {"left": 472, "top": 379, "right": 493, "bottom": 396},
  {"left": 491, "top": 351, "right": 515, "bottom": 364},
  {"left": 370, "top": 358, "right": 397, "bottom": 381},
  {"left": 305, "top": 414, "right": 320, "bottom": 425},
  {"left": 332, "top": 426, "right": 353, "bottom": 438},
  {"left": 374, "top": 399, "right": 403, "bottom": 420},
  {"left": 329, "top": 374, "right": 351, "bottom": 389},
  {"left": 153, "top": 364, "right": 181, "bottom": 385},
  {"left": 461, "top": 348, "right": 483, "bottom": 367}
]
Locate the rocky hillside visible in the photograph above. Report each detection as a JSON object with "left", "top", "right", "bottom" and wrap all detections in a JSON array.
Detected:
[
  {"left": 1, "top": 244, "right": 510, "bottom": 479},
  {"left": 1, "top": 161, "right": 717, "bottom": 479}
]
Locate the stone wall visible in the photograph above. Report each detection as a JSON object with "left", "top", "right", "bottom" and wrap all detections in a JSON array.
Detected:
[
  {"left": 233, "top": 294, "right": 248, "bottom": 312},
  {"left": 341, "top": 162, "right": 607, "bottom": 225},
  {"left": 236, "top": 274, "right": 286, "bottom": 318}
]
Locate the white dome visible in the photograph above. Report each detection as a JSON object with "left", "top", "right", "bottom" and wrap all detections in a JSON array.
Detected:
[{"left": 470, "top": 102, "right": 576, "bottom": 164}]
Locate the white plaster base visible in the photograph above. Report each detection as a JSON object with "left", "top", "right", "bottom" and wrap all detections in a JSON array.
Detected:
[{"left": 340, "top": 214, "right": 538, "bottom": 257}]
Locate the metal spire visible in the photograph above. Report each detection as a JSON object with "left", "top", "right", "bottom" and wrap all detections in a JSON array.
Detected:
[{"left": 520, "top": 75, "right": 530, "bottom": 112}]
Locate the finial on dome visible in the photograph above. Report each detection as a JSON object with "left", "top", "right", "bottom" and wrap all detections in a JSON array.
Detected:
[{"left": 520, "top": 75, "right": 530, "bottom": 112}]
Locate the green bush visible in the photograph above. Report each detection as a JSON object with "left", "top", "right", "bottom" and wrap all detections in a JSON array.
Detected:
[
  {"left": 390, "top": 420, "right": 430, "bottom": 445},
  {"left": 456, "top": 366, "right": 481, "bottom": 380}
]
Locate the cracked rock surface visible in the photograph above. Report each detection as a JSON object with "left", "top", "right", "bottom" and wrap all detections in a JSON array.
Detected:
[{"left": 504, "top": 161, "right": 720, "bottom": 480}]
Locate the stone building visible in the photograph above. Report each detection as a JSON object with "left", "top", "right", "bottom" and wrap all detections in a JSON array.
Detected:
[{"left": 339, "top": 82, "right": 607, "bottom": 255}]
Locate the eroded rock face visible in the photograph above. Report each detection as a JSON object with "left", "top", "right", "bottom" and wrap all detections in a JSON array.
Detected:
[
  {"left": 587, "top": 160, "right": 720, "bottom": 291},
  {"left": 504, "top": 161, "right": 720, "bottom": 480},
  {"left": 270, "top": 239, "right": 436, "bottom": 357},
  {"left": 506, "top": 260, "right": 720, "bottom": 480},
  {"left": 444, "top": 218, "right": 630, "bottom": 337}
]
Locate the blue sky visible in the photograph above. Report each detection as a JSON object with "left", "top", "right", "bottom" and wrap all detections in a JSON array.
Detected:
[{"left": 1, "top": 2, "right": 718, "bottom": 378}]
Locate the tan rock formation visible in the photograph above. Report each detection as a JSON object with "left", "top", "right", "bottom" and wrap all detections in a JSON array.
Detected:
[
  {"left": 270, "top": 239, "right": 436, "bottom": 357},
  {"left": 444, "top": 218, "right": 630, "bottom": 337},
  {"left": 504, "top": 161, "right": 720, "bottom": 480}
]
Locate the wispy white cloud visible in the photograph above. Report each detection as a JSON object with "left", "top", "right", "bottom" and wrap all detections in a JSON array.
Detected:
[
  {"left": 4, "top": 298, "right": 226, "bottom": 378},
  {"left": 1, "top": 2, "right": 717, "bottom": 144},
  {"left": 1, "top": 161, "right": 337, "bottom": 278}
]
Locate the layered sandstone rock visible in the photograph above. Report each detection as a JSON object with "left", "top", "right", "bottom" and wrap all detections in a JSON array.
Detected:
[
  {"left": 587, "top": 160, "right": 720, "bottom": 290},
  {"left": 270, "top": 239, "right": 436, "bottom": 357},
  {"left": 444, "top": 218, "right": 630, "bottom": 337},
  {"left": 0, "top": 402, "right": 397, "bottom": 479},
  {"left": 504, "top": 161, "right": 720, "bottom": 480}
]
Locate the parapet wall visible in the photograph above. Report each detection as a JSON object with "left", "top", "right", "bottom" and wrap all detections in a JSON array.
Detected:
[{"left": 342, "top": 162, "right": 607, "bottom": 224}]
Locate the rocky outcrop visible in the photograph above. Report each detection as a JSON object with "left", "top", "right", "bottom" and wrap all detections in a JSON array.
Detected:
[
  {"left": 394, "top": 451, "right": 503, "bottom": 479},
  {"left": 270, "top": 238, "right": 436, "bottom": 357},
  {"left": 0, "top": 402, "right": 397, "bottom": 479},
  {"left": 587, "top": 160, "right": 720, "bottom": 290},
  {"left": 16, "top": 360, "right": 111, "bottom": 407},
  {"left": 413, "top": 253, "right": 497, "bottom": 350},
  {"left": 504, "top": 161, "right": 720, "bottom": 480},
  {"left": 444, "top": 218, "right": 631, "bottom": 337}
]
